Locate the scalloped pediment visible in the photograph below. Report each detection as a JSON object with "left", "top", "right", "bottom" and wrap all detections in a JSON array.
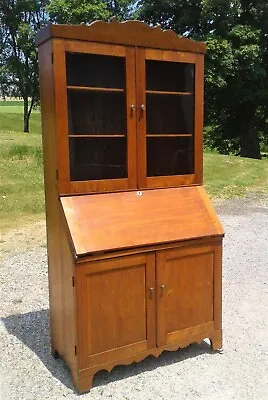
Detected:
[{"left": 36, "top": 19, "right": 206, "bottom": 54}]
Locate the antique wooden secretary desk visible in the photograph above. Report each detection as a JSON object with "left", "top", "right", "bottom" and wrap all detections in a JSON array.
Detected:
[{"left": 37, "top": 19, "right": 224, "bottom": 393}]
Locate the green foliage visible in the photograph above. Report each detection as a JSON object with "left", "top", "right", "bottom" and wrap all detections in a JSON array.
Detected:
[
  {"left": 47, "top": 0, "right": 136, "bottom": 23},
  {"left": 137, "top": 0, "right": 203, "bottom": 36},
  {"left": 138, "top": 0, "right": 268, "bottom": 159},
  {"left": 0, "top": 0, "right": 48, "bottom": 131},
  {"left": 202, "top": 1, "right": 268, "bottom": 158}
]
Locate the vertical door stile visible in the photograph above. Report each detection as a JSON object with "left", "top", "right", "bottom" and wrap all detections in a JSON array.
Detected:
[
  {"left": 156, "top": 251, "right": 166, "bottom": 347},
  {"left": 125, "top": 46, "right": 137, "bottom": 189},
  {"left": 194, "top": 54, "right": 204, "bottom": 185},
  {"left": 53, "top": 40, "right": 71, "bottom": 194},
  {"left": 213, "top": 243, "right": 222, "bottom": 332},
  {"left": 135, "top": 48, "right": 147, "bottom": 189},
  {"left": 145, "top": 253, "right": 157, "bottom": 349}
]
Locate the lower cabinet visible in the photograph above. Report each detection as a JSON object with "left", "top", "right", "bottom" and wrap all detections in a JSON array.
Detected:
[{"left": 72, "top": 241, "right": 222, "bottom": 392}]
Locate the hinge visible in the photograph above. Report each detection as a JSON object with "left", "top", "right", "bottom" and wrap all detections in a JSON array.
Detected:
[
  {"left": 56, "top": 169, "right": 58, "bottom": 180},
  {"left": 74, "top": 345, "right": 77, "bottom": 356},
  {"left": 72, "top": 276, "right": 75, "bottom": 287},
  {"left": 51, "top": 53, "right": 54, "bottom": 64}
]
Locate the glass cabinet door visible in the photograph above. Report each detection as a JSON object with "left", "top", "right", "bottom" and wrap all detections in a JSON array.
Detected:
[
  {"left": 136, "top": 49, "right": 203, "bottom": 189},
  {"left": 55, "top": 42, "right": 136, "bottom": 194}
]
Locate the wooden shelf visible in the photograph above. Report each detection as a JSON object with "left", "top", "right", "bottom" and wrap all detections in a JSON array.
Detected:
[
  {"left": 146, "top": 134, "right": 192, "bottom": 137},
  {"left": 146, "top": 90, "right": 192, "bottom": 96},
  {"left": 67, "top": 86, "right": 124, "bottom": 93},
  {"left": 69, "top": 134, "right": 126, "bottom": 138}
]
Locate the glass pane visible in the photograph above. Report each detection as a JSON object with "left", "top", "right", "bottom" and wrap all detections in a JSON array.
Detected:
[
  {"left": 146, "top": 60, "right": 194, "bottom": 92},
  {"left": 66, "top": 53, "right": 125, "bottom": 89},
  {"left": 147, "top": 137, "right": 194, "bottom": 176},
  {"left": 146, "top": 94, "right": 194, "bottom": 134},
  {"left": 69, "top": 137, "right": 127, "bottom": 181},
  {"left": 68, "top": 91, "right": 126, "bottom": 134}
]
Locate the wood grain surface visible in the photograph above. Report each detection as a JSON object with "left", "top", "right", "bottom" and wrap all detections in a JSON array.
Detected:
[
  {"left": 36, "top": 20, "right": 206, "bottom": 54},
  {"left": 61, "top": 186, "right": 224, "bottom": 256}
]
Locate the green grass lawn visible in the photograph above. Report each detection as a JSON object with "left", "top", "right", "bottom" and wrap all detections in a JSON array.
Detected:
[
  {"left": 204, "top": 150, "right": 268, "bottom": 198},
  {"left": 1, "top": 100, "right": 267, "bottom": 231},
  {"left": 0, "top": 101, "right": 44, "bottom": 230},
  {"left": 0, "top": 100, "right": 41, "bottom": 134}
]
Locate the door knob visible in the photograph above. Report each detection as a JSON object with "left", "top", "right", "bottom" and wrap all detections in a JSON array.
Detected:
[
  {"left": 140, "top": 104, "right": 145, "bottom": 111},
  {"left": 130, "top": 104, "right": 136, "bottom": 112}
]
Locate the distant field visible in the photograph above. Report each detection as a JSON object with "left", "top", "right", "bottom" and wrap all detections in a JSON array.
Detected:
[
  {"left": 1, "top": 100, "right": 267, "bottom": 231},
  {"left": 0, "top": 101, "right": 44, "bottom": 230},
  {"left": 0, "top": 100, "right": 41, "bottom": 134}
]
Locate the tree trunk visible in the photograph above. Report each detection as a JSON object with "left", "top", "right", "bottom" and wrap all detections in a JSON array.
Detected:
[
  {"left": 23, "top": 96, "right": 29, "bottom": 132},
  {"left": 239, "top": 105, "right": 261, "bottom": 159},
  {"left": 23, "top": 95, "right": 35, "bottom": 133}
]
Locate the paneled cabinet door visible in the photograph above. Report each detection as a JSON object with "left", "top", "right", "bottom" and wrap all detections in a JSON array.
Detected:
[
  {"left": 156, "top": 245, "right": 218, "bottom": 347},
  {"left": 53, "top": 40, "right": 137, "bottom": 195},
  {"left": 136, "top": 48, "right": 204, "bottom": 189},
  {"left": 75, "top": 253, "right": 156, "bottom": 370}
]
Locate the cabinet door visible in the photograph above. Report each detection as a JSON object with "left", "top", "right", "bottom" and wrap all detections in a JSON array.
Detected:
[
  {"left": 53, "top": 40, "right": 137, "bottom": 194},
  {"left": 75, "top": 254, "right": 156, "bottom": 370},
  {"left": 136, "top": 48, "right": 204, "bottom": 189},
  {"left": 156, "top": 244, "right": 221, "bottom": 347}
]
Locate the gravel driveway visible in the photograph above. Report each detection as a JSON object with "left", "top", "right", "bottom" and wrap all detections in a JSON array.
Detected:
[{"left": 1, "top": 195, "right": 268, "bottom": 400}]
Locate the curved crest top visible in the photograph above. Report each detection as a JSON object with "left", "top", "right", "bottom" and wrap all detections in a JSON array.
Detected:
[{"left": 36, "top": 19, "right": 206, "bottom": 54}]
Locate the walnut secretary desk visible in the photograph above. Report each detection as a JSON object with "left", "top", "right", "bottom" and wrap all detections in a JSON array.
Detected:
[{"left": 36, "top": 19, "right": 224, "bottom": 393}]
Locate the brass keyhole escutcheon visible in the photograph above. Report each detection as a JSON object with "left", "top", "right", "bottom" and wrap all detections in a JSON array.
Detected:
[
  {"left": 148, "top": 287, "right": 154, "bottom": 299},
  {"left": 160, "top": 284, "right": 165, "bottom": 298},
  {"left": 139, "top": 104, "right": 145, "bottom": 121}
]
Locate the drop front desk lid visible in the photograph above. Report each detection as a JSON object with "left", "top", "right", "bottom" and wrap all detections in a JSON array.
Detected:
[{"left": 60, "top": 186, "right": 224, "bottom": 257}]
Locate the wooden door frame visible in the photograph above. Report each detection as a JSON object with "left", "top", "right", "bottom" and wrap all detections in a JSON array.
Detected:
[
  {"left": 135, "top": 48, "right": 204, "bottom": 190},
  {"left": 53, "top": 39, "right": 137, "bottom": 195},
  {"left": 156, "top": 243, "right": 221, "bottom": 347},
  {"left": 75, "top": 253, "right": 156, "bottom": 370}
]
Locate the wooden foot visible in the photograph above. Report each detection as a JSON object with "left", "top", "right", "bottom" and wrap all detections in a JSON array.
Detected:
[
  {"left": 210, "top": 330, "right": 223, "bottom": 352},
  {"left": 73, "top": 371, "right": 94, "bottom": 394}
]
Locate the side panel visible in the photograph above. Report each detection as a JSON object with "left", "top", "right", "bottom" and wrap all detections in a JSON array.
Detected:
[
  {"left": 38, "top": 40, "right": 63, "bottom": 355},
  {"left": 75, "top": 253, "right": 156, "bottom": 370},
  {"left": 60, "top": 217, "right": 77, "bottom": 372}
]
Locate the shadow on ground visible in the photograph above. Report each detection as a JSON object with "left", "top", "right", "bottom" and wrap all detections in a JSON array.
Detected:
[{"left": 2, "top": 309, "right": 216, "bottom": 394}]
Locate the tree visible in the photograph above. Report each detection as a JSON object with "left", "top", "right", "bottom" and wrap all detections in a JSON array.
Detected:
[
  {"left": 202, "top": 0, "right": 268, "bottom": 159},
  {"left": 47, "top": 0, "right": 136, "bottom": 24},
  {"left": 0, "top": 0, "right": 48, "bottom": 132},
  {"left": 137, "top": 0, "right": 203, "bottom": 37},
  {"left": 138, "top": 0, "right": 268, "bottom": 159}
]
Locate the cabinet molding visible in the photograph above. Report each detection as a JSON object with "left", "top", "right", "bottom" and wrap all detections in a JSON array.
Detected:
[{"left": 36, "top": 19, "right": 206, "bottom": 54}]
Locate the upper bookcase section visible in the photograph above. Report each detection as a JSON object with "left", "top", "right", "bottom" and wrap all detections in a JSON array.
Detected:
[{"left": 36, "top": 19, "right": 206, "bottom": 54}]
